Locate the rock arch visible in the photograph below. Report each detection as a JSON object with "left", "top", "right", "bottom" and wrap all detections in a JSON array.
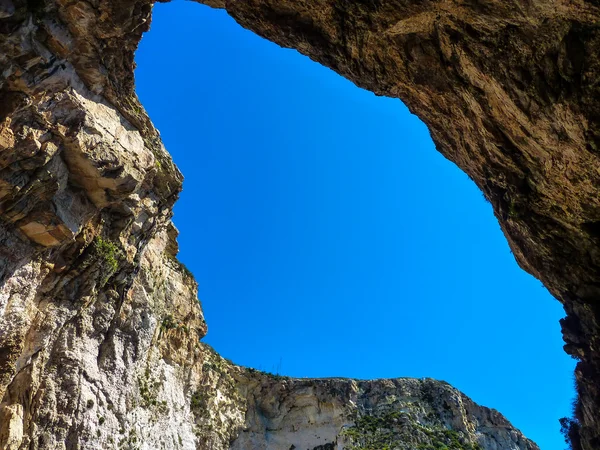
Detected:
[{"left": 0, "top": 0, "right": 598, "bottom": 448}]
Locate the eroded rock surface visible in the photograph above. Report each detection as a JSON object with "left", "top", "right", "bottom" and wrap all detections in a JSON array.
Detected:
[
  {"left": 197, "top": 1, "right": 600, "bottom": 449},
  {"left": 0, "top": 0, "right": 594, "bottom": 449},
  {"left": 227, "top": 374, "right": 537, "bottom": 450}
]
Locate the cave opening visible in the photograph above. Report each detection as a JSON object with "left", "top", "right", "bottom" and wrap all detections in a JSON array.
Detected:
[{"left": 134, "top": 2, "right": 575, "bottom": 448}]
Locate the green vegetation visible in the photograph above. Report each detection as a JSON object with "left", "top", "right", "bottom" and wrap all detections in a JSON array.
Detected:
[
  {"left": 560, "top": 417, "right": 582, "bottom": 450},
  {"left": 245, "top": 365, "right": 289, "bottom": 380},
  {"left": 160, "top": 314, "right": 189, "bottom": 334},
  {"left": 161, "top": 314, "right": 177, "bottom": 331},
  {"left": 341, "top": 411, "right": 406, "bottom": 450},
  {"left": 118, "top": 428, "right": 138, "bottom": 449},
  {"left": 559, "top": 390, "right": 583, "bottom": 450},
  {"left": 94, "top": 237, "right": 123, "bottom": 284},
  {"left": 138, "top": 371, "right": 167, "bottom": 413},
  {"left": 191, "top": 390, "right": 206, "bottom": 411},
  {"left": 263, "top": 370, "right": 288, "bottom": 380},
  {"left": 95, "top": 237, "right": 120, "bottom": 272},
  {"left": 341, "top": 410, "right": 482, "bottom": 450}
]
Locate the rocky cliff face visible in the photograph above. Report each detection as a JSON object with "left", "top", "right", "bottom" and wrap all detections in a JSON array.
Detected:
[
  {"left": 0, "top": 0, "right": 593, "bottom": 449},
  {"left": 227, "top": 374, "right": 537, "bottom": 450},
  {"left": 197, "top": 1, "right": 600, "bottom": 449}
]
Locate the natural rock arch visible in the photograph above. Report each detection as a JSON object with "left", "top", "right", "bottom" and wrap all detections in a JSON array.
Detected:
[
  {"left": 139, "top": 1, "right": 571, "bottom": 435},
  {"left": 193, "top": 2, "right": 600, "bottom": 449},
  {"left": 0, "top": 0, "right": 599, "bottom": 449}
]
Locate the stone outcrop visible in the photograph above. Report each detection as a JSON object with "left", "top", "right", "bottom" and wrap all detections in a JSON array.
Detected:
[
  {"left": 0, "top": 0, "right": 597, "bottom": 448},
  {"left": 196, "top": 1, "right": 600, "bottom": 449},
  {"left": 227, "top": 374, "right": 537, "bottom": 450}
]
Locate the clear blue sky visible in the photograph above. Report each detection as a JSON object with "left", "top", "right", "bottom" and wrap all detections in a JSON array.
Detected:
[{"left": 135, "top": 2, "right": 575, "bottom": 449}]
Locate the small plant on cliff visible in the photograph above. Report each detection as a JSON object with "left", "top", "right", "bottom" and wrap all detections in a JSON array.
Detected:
[
  {"left": 160, "top": 314, "right": 190, "bottom": 334},
  {"left": 559, "top": 417, "right": 582, "bottom": 450},
  {"left": 559, "top": 387, "right": 584, "bottom": 450},
  {"left": 94, "top": 237, "right": 123, "bottom": 284},
  {"left": 138, "top": 373, "right": 168, "bottom": 414},
  {"left": 190, "top": 391, "right": 206, "bottom": 411},
  {"left": 161, "top": 314, "right": 177, "bottom": 331}
]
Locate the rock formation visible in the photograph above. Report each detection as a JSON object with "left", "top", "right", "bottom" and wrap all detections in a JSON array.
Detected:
[{"left": 0, "top": 0, "right": 596, "bottom": 448}]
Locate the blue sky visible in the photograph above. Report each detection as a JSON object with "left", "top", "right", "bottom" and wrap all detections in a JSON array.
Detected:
[{"left": 135, "top": 2, "right": 575, "bottom": 448}]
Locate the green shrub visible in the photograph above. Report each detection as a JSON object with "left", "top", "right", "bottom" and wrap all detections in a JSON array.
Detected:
[
  {"left": 94, "top": 237, "right": 123, "bottom": 284},
  {"left": 560, "top": 417, "right": 582, "bottom": 450}
]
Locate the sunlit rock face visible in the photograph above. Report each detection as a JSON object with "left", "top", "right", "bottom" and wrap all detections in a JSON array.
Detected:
[
  {"left": 196, "top": 1, "right": 600, "bottom": 449},
  {"left": 227, "top": 376, "right": 537, "bottom": 450},
  {"left": 0, "top": 0, "right": 595, "bottom": 448}
]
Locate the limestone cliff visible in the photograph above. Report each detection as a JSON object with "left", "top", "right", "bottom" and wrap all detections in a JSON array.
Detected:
[
  {"left": 0, "top": 0, "right": 592, "bottom": 449},
  {"left": 196, "top": 1, "right": 600, "bottom": 449}
]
